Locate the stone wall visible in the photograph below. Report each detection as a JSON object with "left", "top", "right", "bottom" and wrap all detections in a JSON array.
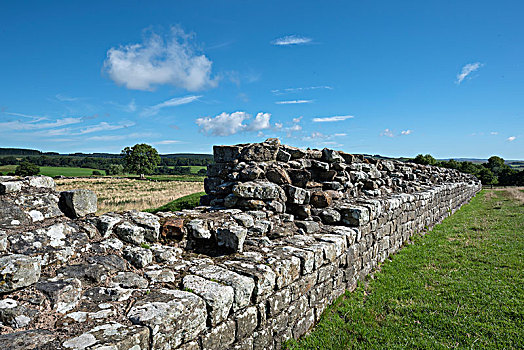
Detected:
[{"left": 0, "top": 140, "right": 481, "bottom": 350}]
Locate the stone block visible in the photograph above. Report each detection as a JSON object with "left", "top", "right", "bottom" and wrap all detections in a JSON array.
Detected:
[
  {"left": 59, "top": 189, "right": 97, "bottom": 218},
  {"left": 0, "top": 254, "right": 41, "bottom": 293}
]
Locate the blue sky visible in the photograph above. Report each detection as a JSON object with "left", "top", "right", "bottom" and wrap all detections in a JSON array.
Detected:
[{"left": 1, "top": 1, "right": 522, "bottom": 159}]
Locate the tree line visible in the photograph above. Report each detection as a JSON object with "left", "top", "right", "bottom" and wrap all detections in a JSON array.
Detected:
[{"left": 413, "top": 154, "right": 524, "bottom": 186}]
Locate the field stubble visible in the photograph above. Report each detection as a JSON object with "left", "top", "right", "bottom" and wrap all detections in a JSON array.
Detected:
[{"left": 55, "top": 177, "right": 204, "bottom": 214}]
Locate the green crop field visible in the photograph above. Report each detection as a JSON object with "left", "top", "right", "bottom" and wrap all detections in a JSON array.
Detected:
[
  {"left": 287, "top": 188, "right": 524, "bottom": 349},
  {"left": 0, "top": 165, "right": 105, "bottom": 177}
]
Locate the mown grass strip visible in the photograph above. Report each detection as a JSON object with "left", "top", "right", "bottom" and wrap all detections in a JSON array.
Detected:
[
  {"left": 146, "top": 192, "right": 205, "bottom": 213},
  {"left": 286, "top": 190, "right": 524, "bottom": 349}
]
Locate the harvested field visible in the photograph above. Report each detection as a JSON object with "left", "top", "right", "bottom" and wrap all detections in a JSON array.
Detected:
[{"left": 55, "top": 177, "right": 204, "bottom": 214}]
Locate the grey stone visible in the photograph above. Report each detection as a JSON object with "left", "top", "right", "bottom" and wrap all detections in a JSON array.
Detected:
[
  {"left": 187, "top": 218, "right": 211, "bottom": 239},
  {"left": 95, "top": 214, "right": 122, "bottom": 237},
  {"left": 235, "top": 306, "right": 258, "bottom": 340},
  {"left": 28, "top": 176, "right": 55, "bottom": 189},
  {"left": 126, "top": 210, "right": 161, "bottom": 241},
  {"left": 233, "top": 181, "right": 284, "bottom": 200},
  {"left": 233, "top": 213, "right": 255, "bottom": 228},
  {"left": 79, "top": 323, "right": 149, "bottom": 350},
  {"left": 276, "top": 148, "right": 292, "bottom": 162},
  {"left": 295, "top": 220, "right": 320, "bottom": 234},
  {"left": 322, "top": 148, "right": 344, "bottom": 163},
  {"left": 287, "top": 169, "right": 311, "bottom": 187},
  {"left": 266, "top": 166, "right": 292, "bottom": 184},
  {"left": 320, "top": 208, "right": 342, "bottom": 224},
  {"left": 114, "top": 221, "right": 146, "bottom": 245},
  {"left": 286, "top": 185, "right": 309, "bottom": 205},
  {"left": 217, "top": 224, "right": 248, "bottom": 253},
  {"left": 214, "top": 145, "right": 242, "bottom": 162},
  {"left": 0, "top": 329, "right": 56, "bottom": 350},
  {"left": 201, "top": 319, "right": 236, "bottom": 350},
  {"left": 223, "top": 260, "right": 276, "bottom": 301},
  {"left": 0, "top": 230, "right": 7, "bottom": 252},
  {"left": 128, "top": 289, "right": 207, "bottom": 349},
  {"left": 111, "top": 271, "right": 149, "bottom": 289},
  {"left": 59, "top": 189, "right": 97, "bottom": 218},
  {"left": 36, "top": 278, "right": 82, "bottom": 313},
  {"left": 189, "top": 264, "right": 255, "bottom": 311},
  {"left": 145, "top": 268, "right": 176, "bottom": 283},
  {"left": 239, "top": 165, "right": 264, "bottom": 181},
  {"left": 0, "top": 181, "right": 22, "bottom": 194},
  {"left": 123, "top": 246, "right": 153, "bottom": 268},
  {"left": 0, "top": 254, "right": 41, "bottom": 293},
  {"left": 183, "top": 274, "right": 234, "bottom": 326}
]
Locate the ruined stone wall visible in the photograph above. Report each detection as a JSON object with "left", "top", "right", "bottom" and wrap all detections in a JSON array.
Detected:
[{"left": 0, "top": 140, "right": 481, "bottom": 350}]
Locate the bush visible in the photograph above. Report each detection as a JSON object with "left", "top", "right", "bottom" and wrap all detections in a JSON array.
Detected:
[
  {"left": 92, "top": 170, "right": 102, "bottom": 176},
  {"left": 15, "top": 161, "right": 40, "bottom": 176}
]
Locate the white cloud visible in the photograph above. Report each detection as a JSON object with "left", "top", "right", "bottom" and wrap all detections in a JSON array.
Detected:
[
  {"left": 400, "top": 130, "right": 413, "bottom": 135},
  {"left": 456, "top": 62, "right": 483, "bottom": 84},
  {"left": 507, "top": 136, "right": 516, "bottom": 142},
  {"left": 275, "top": 100, "right": 313, "bottom": 105},
  {"left": 0, "top": 117, "right": 82, "bottom": 131},
  {"left": 196, "top": 111, "right": 274, "bottom": 136},
  {"left": 155, "top": 140, "right": 182, "bottom": 145},
  {"left": 313, "top": 115, "right": 354, "bottom": 122},
  {"left": 380, "top": 129, "right": 394, "bottom": 137},
  {"left": 271, "top": 86, "right": 333, "bottom": 95},
  {"left": 141, "top": 95, "right": 201, "bottom": 117},
  {"left": 292, "top": 116, "right": 303, "bottom": 123},
  {"left": 271, "top": 35, "right": 312, "bottom": 46},
  {"left": 104, "top": 27, "right": 218, "bottom": 91},
  {"left": 77, "top": 121, "right": 135, "bottom": 135},
  {"left": 247, "top": 113, "right": 271, "bottom": 131},
  {"left": 196, "top": 111, "right": 250, "bottom": 136},
  {"left": 302, "top": 132, "right": 345, "bottom": 141},
  {"left": 490, "top": 131, "right": 498, "bottom": 135}
]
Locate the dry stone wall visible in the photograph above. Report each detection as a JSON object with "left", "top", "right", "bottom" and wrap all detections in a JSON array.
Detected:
[{"left": 0, "top": 140, "right": 481, "bottom": 350}]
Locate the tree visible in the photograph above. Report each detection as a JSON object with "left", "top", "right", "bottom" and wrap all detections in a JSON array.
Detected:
[
  {"left": 106, "top": 163, "right": 124, "bottom": 175},
  {"left": 15, "top": 161, "right": 40, "bottom": 176},
  {"left": 413, "top": 154, "right": 437, "bottom": 166},
  {"left": 121, "top": 144, "right": 160, "bottom": 176}
]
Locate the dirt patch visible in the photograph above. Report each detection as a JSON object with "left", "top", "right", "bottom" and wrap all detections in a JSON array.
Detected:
[{"left": 56, "top": 177, "right": 204, "bottom": 214}]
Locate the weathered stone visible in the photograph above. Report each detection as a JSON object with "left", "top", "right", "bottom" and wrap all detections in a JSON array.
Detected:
[
  {"left": 114, "top": 221, "right": 145, "bottom": 245},
  {"left": 340, "top": 205, "right": 370, "bottom": 226},
  {"left": 0, "top": 230, "right": 7, "bottom": 252},
  {"left": 266, "top": 166, "right": 291, "bottom": 185},
  {"left": 287, "top": 204, "right": 311, "bottom": 220},
  {"left": 28, "top": 176, "right": 55, "bottom": 189},
  {"left": 310, "top": 191, "right": 332, "bottom": 208},
  {"left": 127, "top": 210, "right": 161, "bottom": 241},
  {"left": 287, "top": 169, "right": 311, "bottom": 187},
  {"left": 216, "top": 224, "right": 248, "bottom": 253},
  {"left": 276, "top": 148, "right": 292, "bottom": 162},
  {"left": 0, "top": 298, "right": 32, "bottom": 328},
  {"left": 128, "top": 289, "right": 207, "bottom": 349},
  {"left": 123, "top": 246, "right": 153, "bottom": 268},
  {"left": 293, "top": 309, "right": 315, "bottom": 339},
  {"left": 233, "top": 213, "right": 255, "bottom": 228},
  {"left": 235, "top": 306, "right": 258, "bottom": 340},
  {"left": 0, "top": 181, "right": 22, "bottom": 194},
  {"left": 239, "top": 143, "right": 278, "bottom": 162},
  {"left": 161, "top": 218, "right": 186, "bottom": 240},
  {"left": 111, "top": 271, "right": 149, "bottom": 289},
  {"left": 319, "top": 208, "right": 342, "bottom": 224},
  {"left": 239, "top": 165, "right": 264, "bottom": 181},
  {"left": 187, "top": 218, "right": 211, "bottom": 239},
  {"left": 223, "top": 261, "right": 276, "bottom": 301},
  {"left": 286, "top": 185, "right": 309, "bottom": 205},
  {"left": 59, "top": 189, "right": 97, "bottom": 218},
  {"left": 0, "top": 200, "right": 31, "bottom": 226},
  {"left": 183, "top": 274, "right": 234, "bottom": 326},
  {"left": 214, "top": 145, "right": 242, "bottom": 162},
  {"left": 189, "top": 264, "right": 255, "bottom": 311},
  {"left": 322, "top": 148, "right": 344, "bottom": 163},
  {"left": 201, "top": 319, "right": 236, "bottom": 350},
  {"left": 295, "top": 220, "right": 320, "bottom": 234},
  {"left": 233, "top": 181, "right": 283, "bottom": 200},
  {"left": 0, "top": 329, "right": 56, "bottom": 350},
  {"left": 95, "top": 214, "right": 122, "bottom": 237},
  {"left": 36, "top": 278, "right": 82, "bottom": 313},
  {"left": 0, "top": 254, "right": 41, "bottom": 293}
]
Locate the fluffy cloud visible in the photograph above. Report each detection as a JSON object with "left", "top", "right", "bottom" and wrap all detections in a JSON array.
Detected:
[
  {"left": 456, "top": 62, "right": 483, "bottom": 84},
  {"left": 141, "top": 95, "right": 201, "bottom": 117},
  {"left": 275, "top": 100, "right": 313, "bottom": 105},
  {"left": 380, "top": 129, "right": 394, "bottom": 137},
  {"left": 196, "top": 111, "right": 274, "bottom": 136},
  {"left": 507, "top": 136, "right": 516, "bottom": 142},
  {"left": 104, "top": 27, "right": 218, "bottom": 91},
  {"left": 400, "top": 130, "right": 413, "bottom": 135},
  {"left": 271, "top": 35, "right": 312, "bottom": 46},
  {"left": 312, "top": 115, "right": 353, "bottom": 122}
]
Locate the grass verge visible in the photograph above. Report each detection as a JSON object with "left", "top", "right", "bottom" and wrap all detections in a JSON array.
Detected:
[
  {"left": 286, "top": 189, "right": 523, "bottom": 349},
  {"left": 146, "top": 191, "right": 205, "bottom": 213}
]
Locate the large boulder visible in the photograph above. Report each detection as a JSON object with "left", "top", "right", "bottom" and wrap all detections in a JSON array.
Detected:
[
  {"left": 0, "top": 254, "right": 41, "bottom": 293},
  {"left": 59, "top": 189, "right": 97, "bottom": 218}
]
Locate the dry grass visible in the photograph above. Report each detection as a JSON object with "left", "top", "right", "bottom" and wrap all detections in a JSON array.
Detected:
[
  {"left": 488, "top": 186, "right": 524, "bottom": 204},
  {"left": 55, "top": 177, "right": 204, "bottom": 214}
]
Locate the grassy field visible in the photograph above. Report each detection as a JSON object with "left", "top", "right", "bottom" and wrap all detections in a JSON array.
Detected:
[
  {"left": 0, "top": 165, "right": 106, "bottom": 176},
  {"left": 55, "top": 177, "right": 204, "bottom": 214},
  {"left": 286, "top": 188, "right": 523, "bottom": 349},
  {"left": 146, "top": 191, "right": 205, "bottom": 213}
]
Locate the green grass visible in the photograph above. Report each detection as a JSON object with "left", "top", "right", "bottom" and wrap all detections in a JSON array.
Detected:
[
  {"left": 0, "top": 165, "right": 105, "bottom": 176},
  {"left": 146, "top": 191, "right": 205, "bottom": 213},
  {"left": 286, "top": 189, "right": 524, "bottom": 349}
]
